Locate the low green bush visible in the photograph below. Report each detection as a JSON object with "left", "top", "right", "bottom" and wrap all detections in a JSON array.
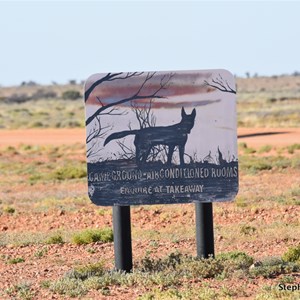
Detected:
[
  {"left": 32, "top": 89, "right": 57, "bottom": 99},
  {"left": 3, "top": 206, "right": 15, "bottom": 214},
  {"left": 7, "top": 257, "right": 25, "bottom": 264},
  {"left": 239, "top": 155, "right": 298, "bottom": 174},
  {"left": 240, "top": 225, "right": 257, "bottom": 235},
  {"left": 45, "top": 233, "right": 64, "bottom": 245},
  {"left": 249, "top": 257, "right": 299, "bottom": 278},
  {"left": 217, "top": 251, "right": 254, "bottom": 268},
  {"left": 66, "top": 261, "right": 105, "bottom": 280},
  {"left": 239, "top": 156, "right": 273, "bottom": 173},
  {"left": 258, "top": 145, "right": 272, "bottom": 153},
  {"left": 282, "top": 245, "right": 300, "bottom": 263},
  {"left": 50, "top": 165, "right": 87, "bottom": 180},
  {"left": 49, "top": 278, "right": 87, "bottom": 297},
  {"left": 62, "top": 90, "right": 81, "bottom": 100},
  {"left": 5, "top": 282, "right": 35, "bottom": 299},
  {"left": 287, "top": 143, "right": 300, "bottom": 154},
  {"left": 71, "top": 228, "right": 113, "bottom": 245}
]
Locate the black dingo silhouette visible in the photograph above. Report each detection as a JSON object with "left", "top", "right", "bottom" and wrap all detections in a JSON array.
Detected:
[{"left": 104, "top": 107, "right": 196, "bottom": 165}]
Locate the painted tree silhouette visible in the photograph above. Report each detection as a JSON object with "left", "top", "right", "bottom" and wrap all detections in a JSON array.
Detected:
[
  {"left": 204, "top": 73, "right": 236, "bottom": 94},
  {"left": 115, "top": 98, "right": 170, "bottom": 163},
  {"left": 85, "top": 72, "right": 173, "bottom": 159}
]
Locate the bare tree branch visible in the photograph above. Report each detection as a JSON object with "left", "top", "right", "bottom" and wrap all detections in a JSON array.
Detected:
[
  {"left": 96, "top": 96, "right": 104, "bottom": 106},
  {"left": 86, "top": 72, "right": 172, "bottom": 126},
  {"left": 85, "top": 72, "right": 143, "bottom": 102},
  {"left": 147, "top": 145, "right": 168, "bottom": 163},
  {"left": 204, "top": 74, "right": 236, "bottom": 94},
  {"left": 87, "top": 139, "right": 104, "bottom": 159},
  {"left": 131, "top": 98, "right": 156, "bottom": 129},
  {"left": 116, "top": 139, "right": 135, "bottom": 160},
  {"left": 86, "top": 72, "right": 174, "bottom": 160},
  {"left": 86, "top": 115, "right": 112, "bottom": 144}
]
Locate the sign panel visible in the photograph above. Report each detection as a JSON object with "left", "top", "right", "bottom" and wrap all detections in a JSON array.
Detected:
[{"left": 84, "top": 70, "right": 238, "bottom": 206}]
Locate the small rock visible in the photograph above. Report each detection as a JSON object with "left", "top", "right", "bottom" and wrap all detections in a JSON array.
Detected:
[{"left": 58, "top": 210, "right": 65, "bottom": 216}]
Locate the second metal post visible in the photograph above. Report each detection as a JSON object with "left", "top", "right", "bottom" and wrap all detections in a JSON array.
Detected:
[
  {"left": 113, "top": 205, "right": 133, "bottom": 272},
  {"left": 195, "top": 202, "right": 215, "bottom": 258}
]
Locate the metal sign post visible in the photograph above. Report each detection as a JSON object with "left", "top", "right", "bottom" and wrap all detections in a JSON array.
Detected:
[
  {"left": 84, "top": 69, "right": 238, "bottom": 271},
  {"left": 195, "top": 202, "right": 215, "bottom": 258},
  {"left": 113, "top": 205, "right": 132, "bottom": 272}
]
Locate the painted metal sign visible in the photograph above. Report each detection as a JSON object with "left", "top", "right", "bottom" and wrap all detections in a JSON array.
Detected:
[{"left": 84, "top": 70, "right": 238, "bottom": 206}]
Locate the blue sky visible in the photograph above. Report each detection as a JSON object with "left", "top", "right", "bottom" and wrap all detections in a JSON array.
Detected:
[{"left": 1, "top": 1, "right": 300, "bottom": 86}]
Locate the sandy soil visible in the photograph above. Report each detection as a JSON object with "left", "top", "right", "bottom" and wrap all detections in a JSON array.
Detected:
[
  {"left": 0, "top": 127, "right": 299, "bottom": 147},
  {"left": 237, "top": 128, "right": 300, "bottom": 147},
  {"left": 0, "top": 128, "right": 86, "bottom": 146}
]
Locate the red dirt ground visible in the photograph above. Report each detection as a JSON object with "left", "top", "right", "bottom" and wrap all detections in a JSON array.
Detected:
[{"left": 0, "top": 127, "right": 299, "bottom": 147}]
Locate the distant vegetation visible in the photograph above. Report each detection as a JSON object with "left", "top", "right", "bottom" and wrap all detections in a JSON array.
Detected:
[
  {"left": 0, "top": 82, "right": 83, "bottom": 129},
  {"left": 237, "top": 74, "right": 300, "bottom": 127},
  {"left": 0, "top": 74, "right": 299, "bottom": 129},
  {"left": 62, "top": 90, "right": 81, "bottom": 100}
]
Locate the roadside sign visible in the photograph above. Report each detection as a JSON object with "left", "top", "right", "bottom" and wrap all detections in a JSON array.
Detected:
[{"left": 84, "top": 70, "right": 238, "bottom": 206}]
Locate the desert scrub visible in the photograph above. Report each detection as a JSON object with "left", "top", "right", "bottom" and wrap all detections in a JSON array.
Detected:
[
  {"left": 3, "top": 206, "right": 15, "bottom": 214},
  {"left": 217, "top": 251, "right": 254, "bottom": 269},
  {"left": 66, "top": 261, "right": 105, "bottom": 280},
  {"left": 45, "top": 233, "right": 64, "bottom": 244},
  {"left": 47, "top": 251, "right": 300, "bottom": 298},
  {"left": 238, "top": 142, "right": 256, "bottom": 154},
  {"left": 240, "top": 224, "right": 257, "bottom": 235},
  {"left": 282, "top": 245, "right": 300, "bottom": 263},
  {"left": 137, "top": 251, "right": 251, "bottom": 280},
  {"left": 244, "top": 147, "right": 257, "bottom": 154},
  {"left": 255, "top": 284, "right": 300, "bottom": 300},
  {"left": 239, "top": 155, "right": 272, "bottom": 173},
  {"left": 287, "top": 143, "right": 300, "bottom": 154},
  {"left": 62, "top": 90, "right": 81, "bottom": 100},
  {"left": 249, "top": 257, "right": 300, "bottom": 278},
  {"left": 137, "top": 251, "right": 183, "bottom": 272},
  {"left": 258, "top": 144, "right": 272, "bottom": 153},
  {"left": 49, "top": 164, "right": 87, "bottom": 180},
  {"left": 239, "top": 154, "right": 297, "bottom": 174},
  {"left": 28, "top": 173, "right": 43, "bottom": 184},
  {"left": 34, "top": 247, "right": 48, "bottom": 258},
  {"left": 0, "top": 98, "right": 84, "bottom": 129},
  {"left": 71, "top": 228, "right": 113, "bottom": 245},
  {"left": 238, "top": 142, "right": 248, "bottom": 149},
  {"left": 270, "top": 187, "right": 300, "bottom": 205},
  {"left": 97, "top": 208, "right": 111, "bottom": 216},
  {"left": 235, "top": 196, "right": 248, "bottom": 207},
  {"left": 49, "top": 278, "right": 87, "bottom": 298},
  {"left": 5, "top": 282, "right": 35, "bottom": 300},
  {"left": 7, "top": 257, "right": 25, "bottom": 264},
  {"left": 47, "top": 251, "right": 253, "bottom": 298},
  {"left": 86, "top": 247, "right": 97, "bottom": 254},
  {"left": 138, "top": 287, "right": 218, "bottom": 300}
]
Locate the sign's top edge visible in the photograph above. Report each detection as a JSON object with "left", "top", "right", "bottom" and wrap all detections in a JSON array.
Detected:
[{"left": 84, "top": 69, "right": 235, "bottom": 87}]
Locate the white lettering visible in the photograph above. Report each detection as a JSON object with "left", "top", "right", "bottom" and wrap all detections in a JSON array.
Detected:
[{"left": 165, "top": 184, "right": 204, "bottom": 194}]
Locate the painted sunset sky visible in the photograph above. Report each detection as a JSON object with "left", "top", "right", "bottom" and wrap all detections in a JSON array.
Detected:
[{"left": 85, "top": 69, "right": 237, "bottom": 164}]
